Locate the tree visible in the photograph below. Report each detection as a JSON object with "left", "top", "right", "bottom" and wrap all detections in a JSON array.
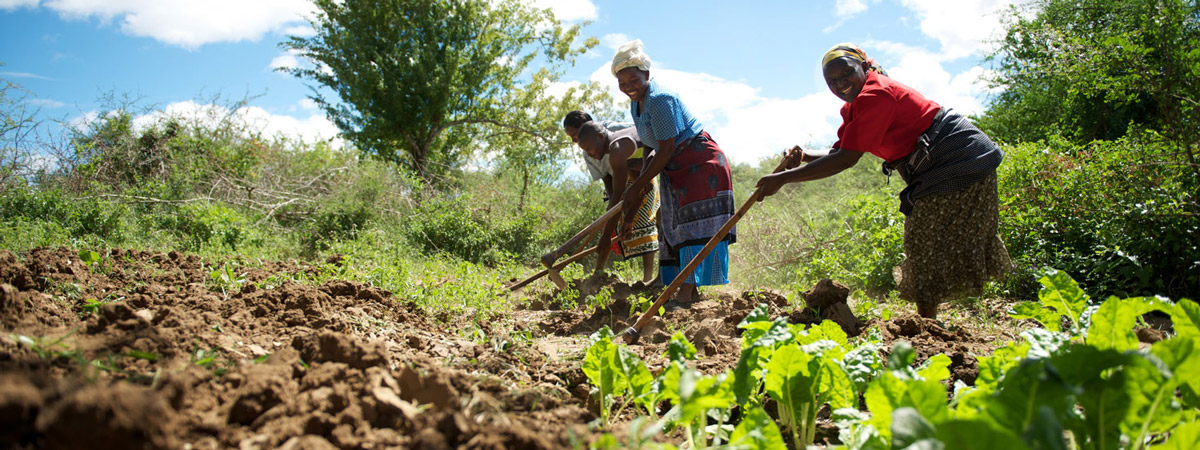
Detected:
[
  {"left": 491, "top": 73, "right": 619, "bottom": 210},
  {"left": 1, "top": 68, "right": 42, "bottom": 188},
  {"left": 280, "top": 0, "right": 598, "bottom": 184},
  {"left": 978, "top": 0, "right": 1200, "bottom": 164}
]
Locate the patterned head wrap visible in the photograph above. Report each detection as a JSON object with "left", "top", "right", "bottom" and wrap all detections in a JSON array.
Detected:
[
  {"left": 611, "top": 39, "right": 652, "bottom": 76},
  {"left": 821, "top": 43, "right": 887, "bottom": 76}
]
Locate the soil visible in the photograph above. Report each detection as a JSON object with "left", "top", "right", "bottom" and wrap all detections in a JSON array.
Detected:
[{"left": 0, "top": 247, "right": 1017, "bottom": 449}]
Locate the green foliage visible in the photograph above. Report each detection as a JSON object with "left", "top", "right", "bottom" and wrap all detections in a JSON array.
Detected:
[
  {"left": 795, "top": 189, "right": 905, "bottom": 295},
  {"left": 0, "top": 186, "right": 126, "bottom": 241},
  {"left": 1, "top": 69, "right": 41, "bottom": 188},
  {"left": 979, "top": 0, "right": 1200, "bottom": 158},
  {"left": 581, "top": 271, "right": 1198, "bottom": 449},
  {"left": 404, "top": 194, "right": 542, "bottom": 265},
  {"left": 729, "top": 407, "right": 787, "bottom": 449},
  {"left": 997, "top": 137, "right": 1199, "bottom": 299},
  {"left": 149, "top": 201, "right": 250, "bottom": 251},
  {"left": 1008, "top": 269, "right": 1092, "bottom": 334},
  {"left": 281, "top": 0, "right": 597, "bottom": 182}
]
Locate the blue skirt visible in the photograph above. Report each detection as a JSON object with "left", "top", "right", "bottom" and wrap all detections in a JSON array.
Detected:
[{"left": 660, "top": 241, "right": 729, "bottom": 286}]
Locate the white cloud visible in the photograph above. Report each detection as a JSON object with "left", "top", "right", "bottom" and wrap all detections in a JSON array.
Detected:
[
  {"left": 601, "top": 33, "right": 630, "bottom": 50},
  {"left": 835, "top": 0, "right": 869, "bottom": 17},
  {"left": 39, "top": 0, "right": 314, "bottom": 49},
  {"left": 296, "top": 98, "right": 318, "bottom": 111},
  {"left": 282, "top": 24, "right": 315, "bottom": 38},
  {"left": 27, "top": 98, "right": 67, "bottom": 108},
  {"left": 269, "top": 50, "right": 302, "bottom": 72},
  {"left": 532, "top": 0, "right": 596, "bottom": 21},
  {"left": 70, "top": 100, "right": 341, "bottom": 147},
  {"left": 586, "top": 63, "right": 842, "bottom": 165},
  {"left": 0, "top": 0, "right": 38, "bottom": 10},
  {"left": 898, "top": 0, "right": 1019, "bottom": 60},
  {"left": 0, "top": 71, "right": 52, "bottom": 80}
]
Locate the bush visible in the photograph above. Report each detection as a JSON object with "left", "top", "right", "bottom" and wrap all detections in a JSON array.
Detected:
[
  {"left": 997, "top": 134, "right": 1200, "bottom": 299},
  {"left": 148, "top": 201, "right": 249, "bottom": 251},
  {"left": 795, "top": 190, "right": 905, "bottom": 294},
  {"left": 405, "top": 194, "right": 543, "bottom": 265},
  {"left": 0, "top": 186, "right": 126, "bottom": 241}
]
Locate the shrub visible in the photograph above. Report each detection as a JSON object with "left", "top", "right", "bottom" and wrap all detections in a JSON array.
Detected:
[
  {"left": 795, "top": 190, "right": 905, "bottom": 294},
  {"left": 0, "top": 186, "right": 126, "bottom": 241},
  {"left": 997, "top": 134, "right": 1200, "bottom": 299},
  {"left": 148, "top": 201, "right": 249, "bottom": 251},
  {"left": 404, "top": 194, "right": 543, "bottom": 265}
]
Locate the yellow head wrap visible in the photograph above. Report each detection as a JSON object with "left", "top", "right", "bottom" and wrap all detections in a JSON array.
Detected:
[{"left": 821, "top": 43, "right": 886, "bottom": 75}]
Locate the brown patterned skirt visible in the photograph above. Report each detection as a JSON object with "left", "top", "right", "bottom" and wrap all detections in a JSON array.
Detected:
[{"left": 895, "top": 173, "right": 1012, "bottom": 307}]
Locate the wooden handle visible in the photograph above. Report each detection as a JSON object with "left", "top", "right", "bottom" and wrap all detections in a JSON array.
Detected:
[
  {"left": 509, "top": 246, "right": 599, "bottom": 291},
  {"left": 625, "top": 153, "right": 795, "bottom": 337},
  {"left": 542, "top": 201, "right": 623, "bottom": 267}
]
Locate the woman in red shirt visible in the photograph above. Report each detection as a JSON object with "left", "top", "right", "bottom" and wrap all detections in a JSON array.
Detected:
[{"left": 757, "top": 43, "right": 1011, "bottom": 319}]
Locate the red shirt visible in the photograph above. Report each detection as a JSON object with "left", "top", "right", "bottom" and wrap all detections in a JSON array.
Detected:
[{"left": 833, "top": 72, "right": 941, "bottom": 162}]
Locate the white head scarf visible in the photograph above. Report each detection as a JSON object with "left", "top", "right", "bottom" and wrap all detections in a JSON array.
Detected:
[{"left": 611, "top": 39, "right": 652, "bottom": 77}]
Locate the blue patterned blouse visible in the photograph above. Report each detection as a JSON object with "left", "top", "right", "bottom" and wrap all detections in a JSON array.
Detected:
[{"left": 630, "top": 79, "right": 704, "bottom": 150}]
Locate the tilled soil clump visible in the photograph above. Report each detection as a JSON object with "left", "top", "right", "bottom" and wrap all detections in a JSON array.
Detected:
[
  {"left": 0, "top": 248, "right": 591, "bottom": 449},
  {"left": 1, "top": 247, "right": 1011, "bottom": 448}
]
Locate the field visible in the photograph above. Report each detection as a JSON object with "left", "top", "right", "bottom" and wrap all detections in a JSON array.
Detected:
[{"left": 0, "top": 242, "right": 1044, "bottom": 449}]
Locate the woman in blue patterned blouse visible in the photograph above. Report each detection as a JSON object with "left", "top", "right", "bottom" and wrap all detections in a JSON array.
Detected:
[{"left": 611, "top": 39, "right": 736, "bottom": 310}]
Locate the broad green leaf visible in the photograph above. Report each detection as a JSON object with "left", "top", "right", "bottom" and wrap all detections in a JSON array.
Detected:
[
  {"left": 935, "top": 419, "right": 1032, "bottom": 450},
  {"left": 616, "top": 346, "right": 656, "bottom": 416},
  {"left": 842, "top": 342, "right": 883, "bottom": 394},
  {"left": 666, "top": 332, "right": 697, "bottom": 363},
  {"left": 1087, "top": 296, "right": 1154, "bottom": 351},
  {"left": 979, "top": 358, "right": 1076, "bottom": 435},
  {"left": 1151, "top": 336, "right": 1200, "bottom": 404},
  {"left": 818, "top": 357, "right": 857, "bottom": 410},
  {"left": 1169, "top": 300, "right": 1200, "bottom": 340},
  {"left": 676, "top": 368, "right": 734, "bottom": 424},
  {"left": 1119, "top": 353, "right": 1181, "bottom": 439},
  {"left": 1149, "top": 420, "right": 1200, "bottom": 450},
  {"left": 78, "top": 249, "right": 100, "bottom": 265},
  {"left": 729, "top": 407, "right": 787, "bottom": 450},
  {"left": 732, "top": 318, "right": 792, "bottom": 405},
  {"left": 658, "top": 362, "right": 682, "bottom": 404},
  {"left": 1020, "top": 406, "right": 1069, "bottom": 450},
  {"left": 865, "top": 371, "right": 948, "bottom": 440},
  {"left": 737, "top": 304, "right": 773, "bottom": 348},
  {"left": 974, "top": 340, "right": 1029, "bottom": 391},
  {"left": 582, "top": 328, "right": 627, "bottom": 424},
  {"left": 916, "top": 354, "right": 952, "bottom": 382},
  {"left": 1037, "top": 269, "right": 1090, "bottom": 331},
  {"left": 764, "top": 344, "right": 816, "bottom": 431},
  {"left": 589, "top": 325, "right": 615, "bottom": 344},
  {"left": 888, "top": 341, "right": 916, "bottom": 370},
  {"left": 794, "top": 320, "right": 848, "bottom": 347},
  {"left": 891, "top": 407, "right": 936, "bottom": 449},
  {"left": 1021, "top": 328, "right": 1070, "bottom": 359},
  {"left": 1009, "top": 301, "right": 1062, "bottom": 332}
]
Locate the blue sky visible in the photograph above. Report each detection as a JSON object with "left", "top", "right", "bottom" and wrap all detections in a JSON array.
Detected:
[{"left": 0, "top": 0, "right": 1021, "bottom": 167}]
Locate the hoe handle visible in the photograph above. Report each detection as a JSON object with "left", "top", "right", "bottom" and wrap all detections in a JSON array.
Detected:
[
  {"left": 622, "top": 152, "right": 795, "bottom": 343},
  {"left": 541, "top": 201, "right": 623, "bottom": 267},
  {"left": 509, "top": 246, "right": 599, "bottom": 291}
]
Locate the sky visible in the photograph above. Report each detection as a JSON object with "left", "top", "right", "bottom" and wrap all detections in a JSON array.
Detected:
[{"left": 0, "top": 0, "right": 1024, "bottom": 173}]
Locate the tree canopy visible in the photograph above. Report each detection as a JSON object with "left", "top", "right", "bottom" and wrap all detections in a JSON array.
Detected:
[
  {"left": 978, "top": 0, "right": 1200, "bottom": 163},
  {"left": 281, "top": 0, "right": 602, "bottom": 184}
]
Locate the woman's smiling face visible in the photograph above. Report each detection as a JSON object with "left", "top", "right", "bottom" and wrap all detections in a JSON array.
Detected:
[
  {"left": 616, "top": 67, "right": 649, "bottom": 103},
  {"left": 823, "top": 57, "right": 869, "bottom": 103}
]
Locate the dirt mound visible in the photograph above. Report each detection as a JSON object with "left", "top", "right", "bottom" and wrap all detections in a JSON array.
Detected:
[
  {"left": 1, "top": 247, "right": 1012, "bottom": 448},
  {"left": 872, "top": 314, "right": 992, "bottom": 384},
  {"left": 0, "top": 247, "right": 597, "bottom": 449}
]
